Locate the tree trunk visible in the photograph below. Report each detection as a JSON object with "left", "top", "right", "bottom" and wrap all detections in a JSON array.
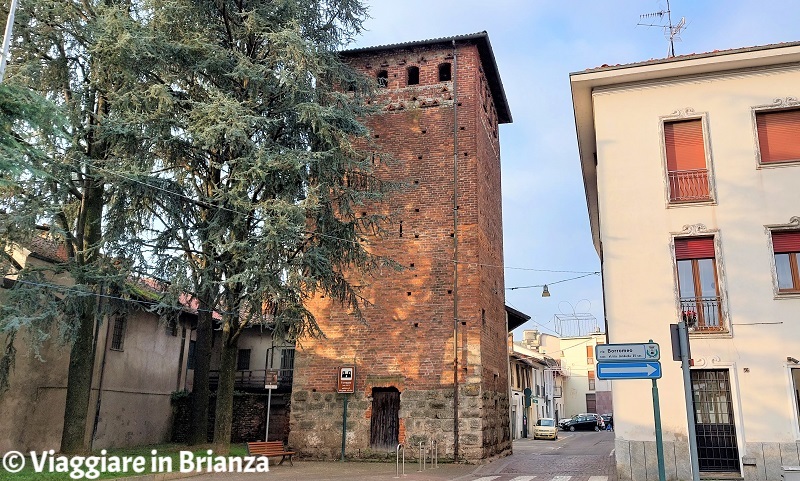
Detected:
[
  {"left": 212, "top": 334, "right": 238, "bottom": 454},
  {"left": 61, "top": 176, "right": 104, "bottom": 454},
  {"left": 59, "top": 297, "right": 95, "bottom": 454},
  {"left": 188, "top": 307, "right": 213, "bottom": 445}
]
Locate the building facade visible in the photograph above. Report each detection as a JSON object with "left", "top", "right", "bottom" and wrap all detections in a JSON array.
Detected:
[
  {"left": 0, "top": 241, "right": 193, "bottom": 452},
  {"left": 521, "top": 329, "right": 606, "bottom": 421},
  {"left": 553, "top": 332, "right": 611, "bottom": 418},
  {"left": 288, "top": 32, "right": 513, "bottom": 461},
  {"left": 572, "top": 42, "right": 800, "bottom": 480},
  {"left": 509, "top": 339, "right": 548, "bottom": 439}
]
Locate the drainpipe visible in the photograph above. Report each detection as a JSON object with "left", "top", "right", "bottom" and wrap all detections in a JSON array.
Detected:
[
  {"left": 90, "top": 302, "right": 112, "bottom": 451},
  {"left": 451, "top": 39, "right": 460, "bottom": 462}
]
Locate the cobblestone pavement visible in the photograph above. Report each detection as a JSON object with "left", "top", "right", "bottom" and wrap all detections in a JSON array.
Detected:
[
  {"left": 460, "top": 431, "right": 617, "bottom": 481},
  {"left": 183, "top": 431, "right": 616, "bottom": 481}
]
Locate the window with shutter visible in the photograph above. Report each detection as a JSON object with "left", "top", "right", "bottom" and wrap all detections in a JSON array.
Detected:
[
  {"left": 756, "top": 109, "right": 800, "bottom": 164},
  {"left": 674, "top": 237, "right": 724, "bottom": 331},
  {"left": 772, "top": 231, "right": 800, "bottom": 292},
  {"left": 664, "top": 119, "right": 712, "bottom": 203}
]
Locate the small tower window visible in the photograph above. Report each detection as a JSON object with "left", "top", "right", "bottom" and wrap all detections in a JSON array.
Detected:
[
  {"left": 438, "top": 63, "right": 451, "bottom": 82},
  {"left": 377, "top": 70, "right": 388, "bottom": 88},
  {"left": 407, "top": 66, "right": 419, "bottom": 85}
]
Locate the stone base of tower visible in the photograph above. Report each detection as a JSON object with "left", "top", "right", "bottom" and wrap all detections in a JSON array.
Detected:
[{"left": 287, "top": 384, "right": 510, "bottom": 462}]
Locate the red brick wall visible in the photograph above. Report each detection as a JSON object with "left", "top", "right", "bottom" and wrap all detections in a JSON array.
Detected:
[{"left": 289, "top": 40, "right": 509, "bottom": 460}]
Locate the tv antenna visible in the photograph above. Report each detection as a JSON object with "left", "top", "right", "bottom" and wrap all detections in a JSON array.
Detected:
[{"left": 638, "top": 0, "right": 687, "bottom": 58}]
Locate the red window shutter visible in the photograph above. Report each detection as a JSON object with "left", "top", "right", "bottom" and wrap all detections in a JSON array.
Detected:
[
  {"left": 757, "top": 109, "right": 800, "bottom": 163},
  {"left": 773, "top": 231, "right": 800, "bottom": 253},
  {"left": 675, "top": 237, "right": 715, "bottom": 260},
  {"left": 665, "top": 120, "right": 706, "bottom": 171}
]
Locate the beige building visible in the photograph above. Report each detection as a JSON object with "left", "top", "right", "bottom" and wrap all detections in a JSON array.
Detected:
[
  {"left": 572, "top": 42, "right": 800, "bottom": 480},
  {"left": 0, "top": 241, "right": 193, "bottom": 452},
  {"left": 527, "top": 330, "right": 609, "bottom": 419}
]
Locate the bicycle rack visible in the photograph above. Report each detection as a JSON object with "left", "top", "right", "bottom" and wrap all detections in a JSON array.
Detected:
[
  {"left": 394, "top": 443, "right": 405, "bottom": 478},
  {"left": 430, "top": 439, "right": 438, "bottom": 468},
  {"left": 418, "top": 441, "right": 426, "bottom": 471}
]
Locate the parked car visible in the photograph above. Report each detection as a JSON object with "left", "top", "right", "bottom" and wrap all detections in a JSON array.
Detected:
[
  {"left": 533, "top": 417, "right": 558, "bottom": 440},
  {"left": 561, "top": 414, "right": 603, "bottom": 431},
  {"left": 601, "top": 413, "right": 613, "bottom": 430}
]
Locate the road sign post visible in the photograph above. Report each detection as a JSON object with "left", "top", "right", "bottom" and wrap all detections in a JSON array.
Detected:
[
  {"left": 595, "top": 341, "right": 665, "bottom": 481},
  {"left": 674, "top": 321, "right": 700, "bottom": 481},
  {"left": 652, "top": 377, "right": 666, "bottom": 481},
  {"left": 264, "top": 369, "right": 279, "bottom": 442},
  {"left": 338, "top": 366, "right": 355, "bottom": 462}
]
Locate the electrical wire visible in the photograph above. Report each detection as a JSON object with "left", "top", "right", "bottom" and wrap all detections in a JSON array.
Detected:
[
  {"left": 505, "top": 272, "right": 600, "bottom": 290},
  {"left": 6, "top": 277, "right": 233, "bottom": 316},
  {"left": 59, "top": 165, "right": 602, "bottom": 280}
]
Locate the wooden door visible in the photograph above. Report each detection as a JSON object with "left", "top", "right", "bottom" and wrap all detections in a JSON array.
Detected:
[{"left": 370, "top": 387, "right": 400, "bottom": 449}]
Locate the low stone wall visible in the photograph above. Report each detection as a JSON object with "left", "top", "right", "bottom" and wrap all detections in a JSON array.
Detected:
[
  {"left": 615, "top": 439, "right": 800, "bottom": 481},
  {"left": 288, "top": 384, "right": 510, "bottom": 462},
  {"left": 171, "top": 392, "right": 290, "bottom": 444}
]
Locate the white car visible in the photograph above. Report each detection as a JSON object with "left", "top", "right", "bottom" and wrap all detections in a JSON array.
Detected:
[{"left": 533, "top": 418, "right": 558, "bottom": 440}]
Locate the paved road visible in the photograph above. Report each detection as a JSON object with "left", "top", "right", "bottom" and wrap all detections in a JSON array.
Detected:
[
  {"left": 460, "top": 431, "right": 617, "bottom": 481},
  {"left": 187, "top": 431, "right": 616, "bottom": 481}
]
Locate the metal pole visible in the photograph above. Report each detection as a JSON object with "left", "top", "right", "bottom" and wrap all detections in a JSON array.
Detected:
[
  {"left": 450, "top": 38, "right": 460, "bottom": 463},
  {"left": 340, "top": 393, "right": 348, "bottom": 462},
  {"left": 264, "top": 388, "right": 272, "bottom": 441},
  {"left": 679, "top": 321, "right": 701, "bottom": 481},
  {"left": 395, "top": 443, "right": 404, "bottom": 478},
  {"left": 0, "top": 0, "right": 20, "bottom": 83},
  {"left": 652, "top": 378, "right": 666, "bottom": 481}
]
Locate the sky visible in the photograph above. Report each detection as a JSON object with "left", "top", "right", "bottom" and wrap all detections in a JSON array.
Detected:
[{"left": 347, "top": 0, "right": 800, "bottom": 339}]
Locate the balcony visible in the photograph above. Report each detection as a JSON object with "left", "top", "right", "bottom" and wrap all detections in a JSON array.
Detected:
[
  {"left": 208, "top": 368, "right": 294, "bottom": 392},
  {"left": 668, "top": 169, "right": 711, "bottom": 203},
  {"left": 681, "top": 296, "right": 724, "bottom": 332}
]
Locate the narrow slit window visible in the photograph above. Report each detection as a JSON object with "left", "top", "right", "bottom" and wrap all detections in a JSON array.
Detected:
[
  {"left": 377, "top": 70, "right": 388, "bottom": 88},
  {"left": 438, "top": 63, "right": 451, "bottom": 82},
  {"left": 407, "top": 66, "right": 419, "bottom": 85}
]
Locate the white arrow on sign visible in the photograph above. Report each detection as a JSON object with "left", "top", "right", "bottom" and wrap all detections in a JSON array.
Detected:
[{"left": 601, "top": 364, "right": 658, "bottom": 376}]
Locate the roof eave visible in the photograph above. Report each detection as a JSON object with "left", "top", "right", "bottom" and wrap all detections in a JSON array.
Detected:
[{"left": 342, "top": 32, "right": 512, "bottom": 124}]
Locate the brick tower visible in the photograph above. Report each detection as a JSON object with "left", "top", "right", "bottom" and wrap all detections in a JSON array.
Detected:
[{"left": 288, "top": 32, "right": 513, "bottom": 461}]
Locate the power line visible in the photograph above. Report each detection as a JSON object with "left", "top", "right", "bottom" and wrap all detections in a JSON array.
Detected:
[
  {"left": 64, "top": 165, "right": 603, "bottom": 278},
  {"left": 6, "top": 277, "right": 233, "bottom": 317},
  {"left": 505, "top": 272, "right": 600, "bottom": 290}
]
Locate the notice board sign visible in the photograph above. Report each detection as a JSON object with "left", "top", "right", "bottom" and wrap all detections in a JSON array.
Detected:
[
  {"left": 265, "top": 369, "right": 279, "bottom": 389},
  {"left": 337, "top": 366, "right": 355, "bottom": 393}
]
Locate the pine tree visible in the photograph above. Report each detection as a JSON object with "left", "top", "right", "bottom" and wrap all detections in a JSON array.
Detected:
[
  {"left": 98, "top": 0, "right": 394, "bottom": 451},
  {"left": 0, "top": 0, "right": 141, "bottom": 453}
]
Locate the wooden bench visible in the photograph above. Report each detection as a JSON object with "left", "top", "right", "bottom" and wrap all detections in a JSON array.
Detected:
[{"left": 246, "top": 441, "right": 296, "bottom": 466}]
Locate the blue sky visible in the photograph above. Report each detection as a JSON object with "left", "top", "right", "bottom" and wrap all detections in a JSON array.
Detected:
[{"left": 349, "top": 1, "right": 800, "bottom": 338}]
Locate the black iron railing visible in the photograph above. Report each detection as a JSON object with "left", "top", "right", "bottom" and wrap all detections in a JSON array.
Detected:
[
  {"left": 208, "top": 367, "right": 293, "bottom": 390},
  {"left": 681, "top": 296, "right": 723, "bottom": 331}
]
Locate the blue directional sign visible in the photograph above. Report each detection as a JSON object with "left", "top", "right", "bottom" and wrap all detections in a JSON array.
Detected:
[{"left": 597, "top": 361, "right": 662, "bottom": 380}]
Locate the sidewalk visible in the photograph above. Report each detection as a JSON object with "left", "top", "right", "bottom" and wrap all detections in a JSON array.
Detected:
[{"left": 188, "top": 459, "right": 478, "bottom": 481}]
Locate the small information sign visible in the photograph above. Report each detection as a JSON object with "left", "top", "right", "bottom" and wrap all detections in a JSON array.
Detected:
[
  {"left": 337, "top": 366, "right": 355, "bottom": 393},
  {"left": 265, "top": 369, "right": 279, "bottom": 390},
  {"left": 596, "top": 343, "right": 660, "bottom": 362}
]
